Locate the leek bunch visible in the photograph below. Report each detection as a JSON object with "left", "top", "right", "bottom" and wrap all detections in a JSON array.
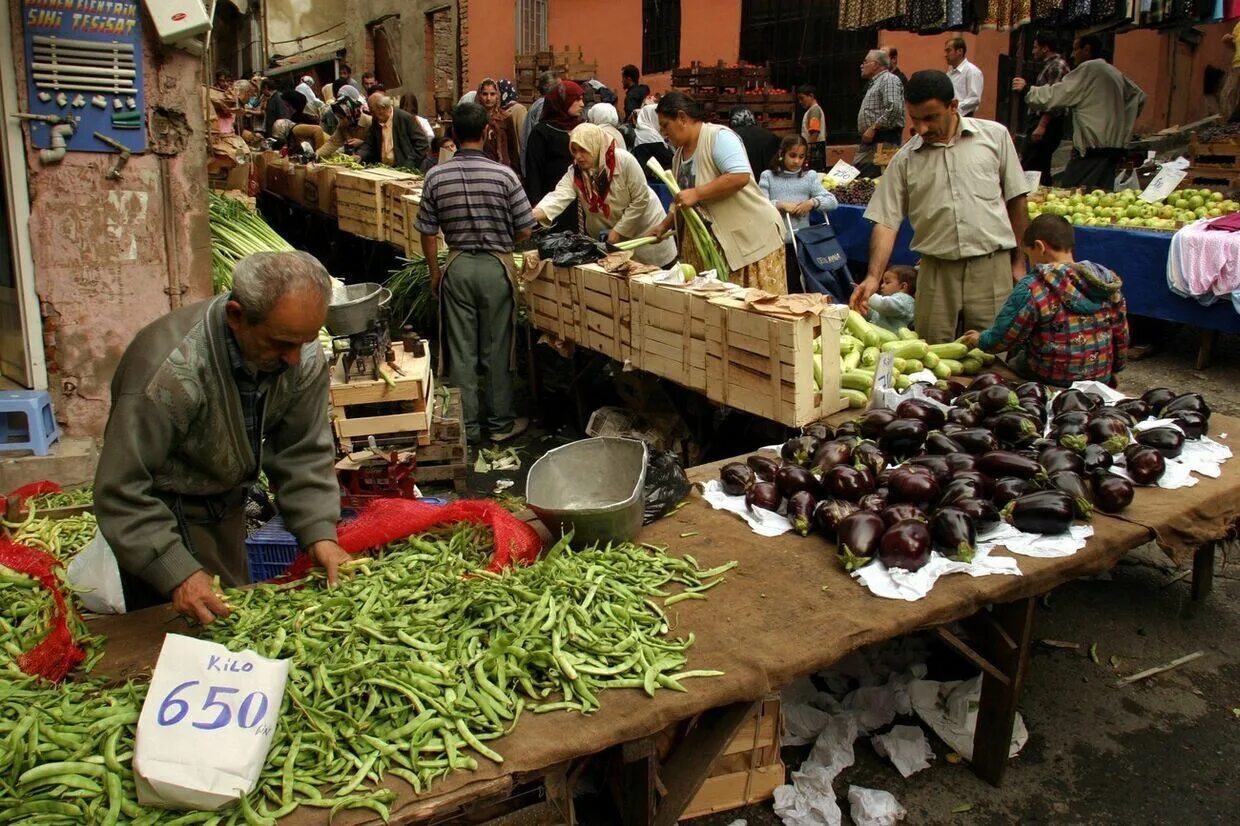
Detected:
[
  {"left": 208, "top": 191, "right": 293, "bottom": 293},
  {"left": 645, "top": 157, "right": 730, "bottom": 281}
]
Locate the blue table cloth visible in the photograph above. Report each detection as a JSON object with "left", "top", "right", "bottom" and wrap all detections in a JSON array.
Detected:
[{"left": 828, "top": 204, "right": 1240, "bottom": 334}]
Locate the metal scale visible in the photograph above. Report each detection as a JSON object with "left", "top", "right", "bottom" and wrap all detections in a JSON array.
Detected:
[{"left": 325, "top": 282, "right": 394, "bottom": 382}]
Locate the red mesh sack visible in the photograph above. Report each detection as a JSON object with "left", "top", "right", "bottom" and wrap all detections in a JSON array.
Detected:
[
  {"left": 282, "top": 498, "right": 542, "bottom": 579},
  {"left": 0, "top": 480, "right": 63, "bottom": 515},
  {"left": 0, "top": 536, "right": 85, "bottom": 682}
]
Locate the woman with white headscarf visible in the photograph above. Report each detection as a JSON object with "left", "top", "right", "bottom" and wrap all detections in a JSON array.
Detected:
[
  {"left": 531, "top": 123, "right": 677, "bottom": 267},
  {"left": 586, "top": 103, "right": 627, "bottom": 149},
  {"left": 630, "top": 103, "right": 673, "bottom": 185}
]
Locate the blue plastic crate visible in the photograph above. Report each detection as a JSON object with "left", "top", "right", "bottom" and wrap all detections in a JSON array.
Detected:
[{"left": 245, "top": 515, "right": 299, "bottom": 582}]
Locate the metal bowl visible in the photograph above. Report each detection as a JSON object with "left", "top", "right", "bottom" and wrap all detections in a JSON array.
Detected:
[
  {"left": 325, "top": 282, "right": 391, "bottom": 336},
  {"left": 526, "top": 437, "right": 648, "bottom": 548}
]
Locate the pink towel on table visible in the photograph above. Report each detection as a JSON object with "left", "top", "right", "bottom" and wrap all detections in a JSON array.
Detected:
[{"left": 1177, "top": 219, "right": 1240, "bottom": 297}]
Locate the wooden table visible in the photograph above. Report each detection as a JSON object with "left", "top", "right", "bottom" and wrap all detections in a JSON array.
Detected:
[{"left": 88, "top": 421, "right": 1240, "bottom": 824}]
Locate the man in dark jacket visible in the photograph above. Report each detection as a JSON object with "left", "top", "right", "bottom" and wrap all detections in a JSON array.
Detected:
[
  {"left": 729, "top": 106, "right": 780, "bottom": 179},
  {"left": 359, "top": 93, "right": 429, "bottom": 170},
  {"left": 621, "top": 64, "right": 649, "bottom": 122}
]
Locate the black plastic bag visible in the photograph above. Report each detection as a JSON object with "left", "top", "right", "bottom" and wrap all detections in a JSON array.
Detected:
[
  {"left": 643, "top": 450, "right": 691, "bottom": 524},
  {"left": 537, "top": 231, "right": 607, "bottom": 267}
]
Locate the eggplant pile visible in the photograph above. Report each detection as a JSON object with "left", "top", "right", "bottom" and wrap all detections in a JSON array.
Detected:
[{"left": 716, "top": 377, "right": 1215, "bottom": 575}]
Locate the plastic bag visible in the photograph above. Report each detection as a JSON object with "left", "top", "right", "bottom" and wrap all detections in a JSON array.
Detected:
[
  {"left": 66, "top": 530, "right": 127, "bottom": 614},
  {"left": 537, "top": 231, "right": 607, "bottom": 267},
  {"left": 1114, "top": 168, "right": 1140, "bottom": 192},
  {"left": 643, "top": 450, "right": 691, "bottom": 524}
]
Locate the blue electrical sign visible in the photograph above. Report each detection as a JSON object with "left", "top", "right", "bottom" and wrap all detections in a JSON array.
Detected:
[{"left": 20, "top": 0, "right": 147, "bottom": 152}]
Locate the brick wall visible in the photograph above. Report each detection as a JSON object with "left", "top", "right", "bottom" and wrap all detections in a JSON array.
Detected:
[
  {"left": 459, "top": 0, "right": 469, "bottom": 90},
  {"left": 432, "top": 8, "right": 455, "bottom": 95}
]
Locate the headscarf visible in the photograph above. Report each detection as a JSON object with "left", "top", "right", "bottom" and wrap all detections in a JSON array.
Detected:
[
  {"left": 586, "top": 103, "right": 625, "bottom": 146},
  {"left": 458, "top": 90, "right": 477, "bottom": 105},
  {"left": 477, "top": 78, "right": 500, "bottom": 111},
  {"left": 730, "top": 106, "right": 757, "bottom": 128},
  {"left": 542, "top": 81, "right": 584, "bottom": 130},
  {"left": 568, "top": 123, "right": 617, "bottom": 218},
  {"left": 498, "top": 79, "right": 519, "bottom": 109},
  {"left": 634, "top": 104, "right": 664, "bottom": 146},
  {"left": 296, "top": 77, "right": 320, "bottom": 105}
]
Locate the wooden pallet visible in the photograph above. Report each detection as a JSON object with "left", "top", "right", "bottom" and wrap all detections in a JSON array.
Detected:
[
  {"left": 329, "top": 342, "right": 433, "bottom": 453},
  {"left": 681, "top": 697, "right": 785, "bottom": 819}
]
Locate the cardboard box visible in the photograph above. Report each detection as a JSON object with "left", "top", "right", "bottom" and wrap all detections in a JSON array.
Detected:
[{"left": 302, "top": 164, "right": 338, "bottom": 215}]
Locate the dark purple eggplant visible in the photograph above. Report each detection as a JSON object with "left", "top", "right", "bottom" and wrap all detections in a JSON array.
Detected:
[
  {"left": 1048, "top": 471, "right": 1093, "bottom": 520},
  {"left": 887, "top": 467, "right": 941, "bottom": 505},
  {"left": 745, "top": 481, "right": 781, "bottom": 513},
  {"left": 851, "top": 440, "right": 888, "bottom": 475},
  {"left": 787, "top": 490, "right": 818, "bottom": 537},
  {"left": 1141, "top": 387, "right": 1176, "bottom": 414},
  {"left": 1082, "top": 443, "right": 1113, "bottom": 475},
  {"left": 940, "top": 379, "right": 968, "bottom": 400},
  {"left": 991, "top": 411, "right": 1041, "bottom": 448},
  {"left": 944, "top": 453, "right": 978, "bottom": 473},
  {"left": 813, "top": 498, "right": 858, "bottom": 540},
  {"left": 823, "top": 464, "right": 874, "bottom": 503},
  {"left": 907, "top": 455, "right": 952, "bottom": 485},
  {"left": 720, "top": 462, "right": 755, "bottom": 496},
  {"left": 781, "top": 435, "right": 821, "bottom": 468},
  {"left": 837, "top": 511, "right": 885, "bottom": 571},
  {"left": 777, "top": 464, "right": 822, "bottom": 499},
  {"left": 834, "top": 420, "right": 862, "bottom": 439},
  {"left": 1039, "top": 446, "right": 1085, "bottom": 475},
  {"left": 858, "top": 409, "right": 898, "bottom": 440},
  {"left": 1019, "top": 401, "right": 1048, "bottom": 425},
  {"left": 1162, "top": 392, "right": 1211, "bottom": 420},
  {"left": 951, "top": 470, "right": 993, "bottom": 499},
  {"left": 970, "top": 372, "right": 1009, "bottom": 391},
  {"left": 954, "top": 497, "right": 1002, "bottom": 532},
  {"left": 878, "top": 519, "right": 933, "bottom": 572},
  {"left": 930, "top": 507, "right": 978, "bottom": 562},
  {"left": 991, "top": 477, "right": 1035, "bottom": 507},
  {"left": 1053, "top": 410, "right": 1092, "bottom": 428},
  {"left": 881, "top": 503, "right": 926, "bottom": 528},
  {"left": 896, "top": 398, "right": 947, "bottom": 431},
  {"left": 1122, "top": 444, "right": 1166, "bottom": 486},
  {"left": 812, "top": 440, "right": 854, "bottom": 474},
  {"left": 938, "top": 476, "right": 985, "bottom": 506},
  {"left": 802, "top": 423, "right": 833, "bottom": 442},
  {"left": 1051, "top": 388, "right": 1096, "bottom": 415},
  {"left": 1086, "top": 416, "right": 1132, "bottom": 455},
  {"left": 920, "top": 387, "right": 954, "bottom": 406},
  {"left": 952, "top": 428, "right": 1001, "bottom": 455},
  {"left": 1114, "top": 399, "right": 1151, "bottom": 422},
  {"left": 1091, "top": 472, "right": 1134, "bottom": 513},
  {"left": 858, "top": 492, "right": 888, "bottom": 513},
  {"left": 746, "top": 454, "right": 780, "bottom": 483},
  {"left": 1171, "top": 410, "right": 1208, "bottom": 440},
  {"left": 1003, "top": 490, "right": 1075, "bottom": 535},
  {"left": 879, "top": 418, "right": 929, "bottom": 459},
  {"left": 978, "top": 450, "right": 1046, "bottom": 481},
  {"left": 978, "top": 384, "right": 1021, "bottom": 414},
  {"left": 1015, "top": 381, "right": 1047, "bottom": 404},
  {"left": 1135, "top": 427, "right": 1184, "bottom": 460},
  {"left": 1095, "top": 407, "right": 1136, "bottom": 427},
  {"left": 946, "top": 407, "right": 981, "bottom": 428},
  {"left": 924, "top": 431, "right": 965, "bottom": 456}
]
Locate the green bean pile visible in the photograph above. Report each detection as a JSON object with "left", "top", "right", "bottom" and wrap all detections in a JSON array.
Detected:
[
  {"left": 10, "top": 511, "right": 99, "bottom": 565},
  {"left": 1, "top": 524, "right": 734, "bottom": 824},
  {"left": 26, "top": 487, "right": 95, "bottom": 511}
]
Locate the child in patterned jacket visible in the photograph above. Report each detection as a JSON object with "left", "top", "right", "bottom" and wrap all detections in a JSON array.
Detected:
[{"left": 962, "top": 214, "right": 1128, "bottom": 387}]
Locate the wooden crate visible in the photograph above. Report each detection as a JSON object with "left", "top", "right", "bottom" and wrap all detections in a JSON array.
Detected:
[
  {"left": 704, "top": 296, "right": 847, "bottom": 427},
  {"left": 415, "top": 386, "right": 468, "bottom": 493},
  {"left": 577, "top": 265, "right": 633, "bottom": 363},
  {"left": 335, "top": 168, "right": 420, "bottom": 241},
  {"left": 301, "top": 164, "right": 338, "bottom": 215},
  {"left": 524, "top": 265, "right": 582, "bottom": 343},
  {"left": 629, "top": 277, "right": 708, "bottom": 392},
  {"left": 1190, "top": 134, "right": 1240, "bottom": 169},
  {"left": 265, "top": 157, "right": 290, "bottom": 198},
  {"left": 381, "top": 180, "right": 423, "bottom": 253},
  {"left": 1184, "top": 166, "right": 1240, "bottom": 189},
  {"left": 284, "top": 163, "right": 307, "bottom": 206},
  {"left": 329, "top": 342, "right": 433, "bottom": 453},
  {"left": 682, "top": 697, "right": 784, "bottom": 819}
]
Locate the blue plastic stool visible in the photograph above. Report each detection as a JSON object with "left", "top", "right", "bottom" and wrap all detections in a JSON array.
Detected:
[{"left": 0, "top": 390, "right": 61, "bottom": 456}]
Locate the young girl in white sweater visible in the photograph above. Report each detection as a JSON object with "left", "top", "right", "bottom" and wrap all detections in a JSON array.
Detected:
[{"left": 758, "top": 134, "right": 838, "bottom": 293}]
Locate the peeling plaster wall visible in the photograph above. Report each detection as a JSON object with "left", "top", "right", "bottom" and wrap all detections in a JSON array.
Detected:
[{"left": 10, "top": 5, "right": 212, "bottom": 438}]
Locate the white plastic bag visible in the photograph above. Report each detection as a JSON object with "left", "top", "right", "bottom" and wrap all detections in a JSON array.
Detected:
[
  {"left": 135, "top": 634, "right": 289, "bottom": 810},
  {"left": 65, "top": 530, "right": 126, "bottom": 614}
]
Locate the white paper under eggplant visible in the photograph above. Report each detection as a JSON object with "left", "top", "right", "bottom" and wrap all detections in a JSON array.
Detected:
[
  {"left": 1111, "top": 419, "right": 1232, "bottom": 489},
  {"left": 700, "top": 479, "right": 793, "bottom": 537}
]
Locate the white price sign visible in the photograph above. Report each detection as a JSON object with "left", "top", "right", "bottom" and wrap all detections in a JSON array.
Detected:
[
  {"left": 1139, "top": 167, "right": 1187, "bottom": 203},
  {"left": 1024, "top": 170, "right": 1043, "bottom": 193},
  {"left": 825, "top": 159, "right": 861, "bottom": 186},
  {"left": 134, "top": 634, "right": 289, "bottom": 810}
]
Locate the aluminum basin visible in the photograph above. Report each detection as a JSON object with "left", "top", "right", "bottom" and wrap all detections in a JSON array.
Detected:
[
  {"left": 325, "top": 282, "right": 391, "bottom": 336},
  {"left": 526, "top": 437, "right": 648, "bottom": 548}
]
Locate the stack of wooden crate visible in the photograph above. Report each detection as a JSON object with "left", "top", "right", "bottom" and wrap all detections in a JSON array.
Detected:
[
  {"left": 381, "top": 179, "right": 424, "bottom": 254},
  {"left": 1188, "top": 133, "right": 1240, "bottom": 188},
  {"left": 335, "top": 168, "right": 422, "bottom": 241},
  {"left": 328, "top": 342, "right": 433, "bottom": 454},
  {"left": 673, "top": 62, "right": 786, "bottom": 129},
  {"left": 516, "top": 46, "right": 599, "bottom": 103},
  {"left": 415, "top": 386, "right": 469, "bottom": 492}
]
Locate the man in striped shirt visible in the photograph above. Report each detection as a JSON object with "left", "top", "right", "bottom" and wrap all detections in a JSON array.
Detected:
[
  {"left": 856, "top": 49, "right": 906, "bottom": 178},
  {"left": 416, "top": 102, "right": 536, "bottom": 444}
]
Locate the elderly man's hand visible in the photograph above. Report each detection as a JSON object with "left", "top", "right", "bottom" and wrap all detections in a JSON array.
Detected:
[
  {"left": 171, "top": 570, "right": 232, "bottom": 625},
  {"left": 308, "top": 540, "right": 352, "bottom": 586},
  {"left": 849, "top": 276, "right": 880, "bottom": 316}
]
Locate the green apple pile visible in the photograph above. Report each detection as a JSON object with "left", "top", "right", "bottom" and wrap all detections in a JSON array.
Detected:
[{"left": 1028, "top": 187, "right": 1240, "bottom": 231}]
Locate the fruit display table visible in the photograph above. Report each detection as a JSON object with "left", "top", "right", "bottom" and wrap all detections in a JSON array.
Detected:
[{"left": 828, "top": 204, "right": 1240, "bottom": 338}]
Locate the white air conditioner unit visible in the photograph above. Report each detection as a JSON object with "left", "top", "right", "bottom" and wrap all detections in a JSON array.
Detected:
[{"left": 143, "top": 0, "right": 212, "bottom": 44}]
